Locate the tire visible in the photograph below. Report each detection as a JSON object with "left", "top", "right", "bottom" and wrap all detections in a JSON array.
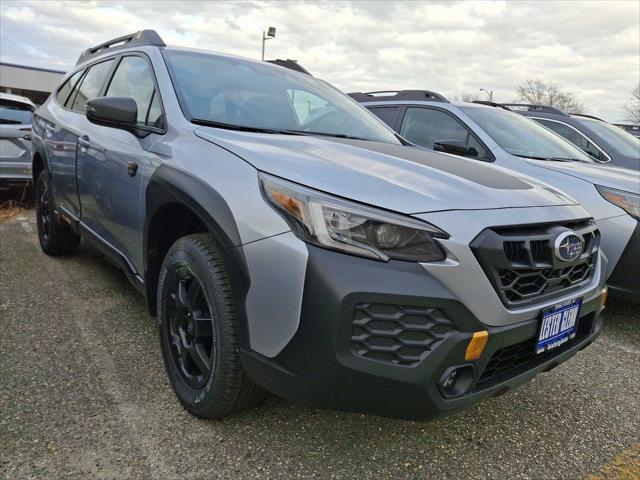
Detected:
[
  {"left": 157, "top": 233, "right": 266, "bottom": 419},
  {"left": 35, "top": 170, "right": 80, "bottom": 256}
]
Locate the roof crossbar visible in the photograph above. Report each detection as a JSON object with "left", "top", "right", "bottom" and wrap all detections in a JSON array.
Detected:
[{"left": 76, "top": 30, "right": 165, "bottom": 65}]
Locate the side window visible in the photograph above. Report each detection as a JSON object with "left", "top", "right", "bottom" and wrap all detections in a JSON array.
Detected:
[
  {"left": 536, "top": 119, "right": 604, "bottom": 160},
  {"left": 70, "top": 59, "right": 114, "bottom": 112},
  {"left": 368, "top": 107, "right": 400, "bottom": 128},
  {"left": 106, "top": 56, "right": 162, "bottom": 127},
  {"left": 400, "top": 107, "right": 488, "bottom": 159},
  {"left": 56, "top": 70, "right": 85, "bottom": 107}
]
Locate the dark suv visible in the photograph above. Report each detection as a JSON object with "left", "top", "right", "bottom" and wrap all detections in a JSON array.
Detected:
[{"left": 503, "top": 104, "right": 639, "bottom": 170}]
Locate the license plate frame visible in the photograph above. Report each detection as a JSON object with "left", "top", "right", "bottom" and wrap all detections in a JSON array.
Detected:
[{"left": 536, "top": 297, "right": 581, "bottom": 354}]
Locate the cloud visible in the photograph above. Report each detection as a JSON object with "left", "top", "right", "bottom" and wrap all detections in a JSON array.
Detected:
[{"left": 0, "top": 0, "right": 638, "bottom": 121}]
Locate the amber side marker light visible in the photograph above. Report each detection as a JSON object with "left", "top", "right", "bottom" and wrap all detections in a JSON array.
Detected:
[
  {"left": 465, "top": 331, "right": 489, "bottom": 361},
  {"left": 601, "top": 287, "right": 608, "bottom": 307}
]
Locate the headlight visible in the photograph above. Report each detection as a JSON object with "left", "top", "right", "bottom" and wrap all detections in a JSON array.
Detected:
[
  {"left": 596, "top": 185, "right": 640, "bottom": 220},
  {"left": 260, "top": 173, "right": 448, "bottom": 262}
]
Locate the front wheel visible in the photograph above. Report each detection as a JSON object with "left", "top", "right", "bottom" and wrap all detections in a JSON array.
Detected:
[
  {"left": 35, "top": 170, "right": 80, "bottom": 256},
  {"left": 157, "top": 233, "right": 265, "bottom": 419}
]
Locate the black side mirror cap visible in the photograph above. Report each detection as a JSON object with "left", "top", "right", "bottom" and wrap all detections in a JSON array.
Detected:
[{"left": 86, "top": 97, "right": 138, "bottom": 128}]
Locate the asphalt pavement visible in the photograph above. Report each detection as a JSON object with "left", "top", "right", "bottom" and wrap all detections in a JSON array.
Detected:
[{"left": 1, "top": 211, "right": 638, "bottom": 480}]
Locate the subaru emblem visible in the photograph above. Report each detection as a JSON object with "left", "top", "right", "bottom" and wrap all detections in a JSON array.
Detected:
[{"left": 554, "top": 231, "right": 584, "bottom": 262}]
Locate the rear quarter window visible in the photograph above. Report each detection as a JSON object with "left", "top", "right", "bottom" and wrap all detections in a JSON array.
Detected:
[
  {"left": 0, "top": 100, "right": 34, "bottom": 125},
  {"left": 56, "top": 69, "right": 85, "bottom": 107}
]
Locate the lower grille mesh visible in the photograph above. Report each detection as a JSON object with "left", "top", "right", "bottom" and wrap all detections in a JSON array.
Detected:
[
  {"left": 350, "top": 303, "right": 456, "bottom": 366},
  {"left": 476, "top": 315, "right": 593, "bottom": 389}
]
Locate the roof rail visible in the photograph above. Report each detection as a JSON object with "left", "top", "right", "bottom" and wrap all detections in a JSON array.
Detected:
[
  {"left": 76, "top": 30, "right": 165, "bottom": 65},
  {"left": 348, "top": 90, "right": 449, "bottom": 103},
  {"left": 569, "top": 113, "right": 606, "bottom": 122},
  {"left": 472, "top": 100, "right": 512, "bottom": 111},
  {"left": 266, "top": 59, "right": 312, "bottom": 75},
  {"left": 501, "top": 103, "right": 569, "bottom": 116}
]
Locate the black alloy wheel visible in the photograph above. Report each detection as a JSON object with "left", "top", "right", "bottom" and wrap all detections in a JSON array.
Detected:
[{"left": 166, "top": 266, "right": 215, "bottom": 389}]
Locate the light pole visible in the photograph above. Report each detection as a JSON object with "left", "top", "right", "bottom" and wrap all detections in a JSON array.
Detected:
[
  {"left": 261, "top": 26, "right": 276, "bottom": 61},
  {"left": 480, "top": 88, "right": 493, "bottom": 102}
]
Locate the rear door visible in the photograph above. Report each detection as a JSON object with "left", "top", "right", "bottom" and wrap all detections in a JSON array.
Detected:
[
  {"left": 44, "top": 61, "right": 115, "bottom": 218},
  {"left": 367, "top": 106, "right": 402, "bottom": 130},
  {"left": 0, "top": 99, "right": 34, "bottom": 180},
  {"left": 76, "top": 54, "right": 164, "bottom": 272}
]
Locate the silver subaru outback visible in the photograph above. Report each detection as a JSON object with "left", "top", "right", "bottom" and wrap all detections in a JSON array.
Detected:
[{"left": 31, "top": 31, "right": 607, "bottom": 420}]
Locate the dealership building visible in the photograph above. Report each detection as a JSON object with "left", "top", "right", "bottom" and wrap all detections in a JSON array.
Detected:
[{"left": 0, "top": 62, "right": 66, "bottom": 106}]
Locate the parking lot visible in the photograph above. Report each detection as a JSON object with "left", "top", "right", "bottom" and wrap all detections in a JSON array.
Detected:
[{"left": 1, "top": 210, "right": 638, "bottom": 480}]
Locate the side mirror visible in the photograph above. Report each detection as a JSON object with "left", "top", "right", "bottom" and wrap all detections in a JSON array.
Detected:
[
  {"left": 433, "top": 139, "right": 476, "bottom": 157},
  {"left": 86, "top": 97, "right": 137, "bottom": 129}
]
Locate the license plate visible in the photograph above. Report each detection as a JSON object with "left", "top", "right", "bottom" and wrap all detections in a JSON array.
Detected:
[{"left": 536, "top": 298, "right": 581, "bottom": 354}]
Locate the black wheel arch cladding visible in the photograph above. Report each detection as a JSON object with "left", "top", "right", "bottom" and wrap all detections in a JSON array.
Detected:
[{"left": 144, "top": 164, "right": 252, "bottom": 348}]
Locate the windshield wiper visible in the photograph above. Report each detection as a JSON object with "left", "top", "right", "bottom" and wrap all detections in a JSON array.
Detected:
[
  {"left": 191, "top": 119, "right": 372, "bottom": 142},
  {"left": 514, "top": 154, "right": 581, "bottom": 162},
  {"left": 285, "top": 130, "right": 371, "bottom": 141},
  {"left": 191, "top": 118, "right": 305, "bottom": 136}
]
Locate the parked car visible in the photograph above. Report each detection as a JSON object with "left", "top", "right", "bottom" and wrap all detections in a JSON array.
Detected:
[
  {"left": 351, "top": 91, "right": 639, "bottom": 301},
  {"left": 32, "top": 31, "right": 608, "bottom": 421},
  {"left": 614, "top": 123, "right": 640, "bottom": 138},
  {"left": 0, "top": 92, "right": 35, "bottom": 188},
  {"left": 501, "top": 104, "right": 639, "bottom": 170}
]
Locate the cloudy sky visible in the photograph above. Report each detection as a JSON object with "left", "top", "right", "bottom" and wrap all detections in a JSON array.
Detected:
[{"left": 1, "top": 0, "right": 638, "bottom": 121}]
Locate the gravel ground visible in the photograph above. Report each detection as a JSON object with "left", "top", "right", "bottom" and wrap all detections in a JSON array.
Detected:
[{"left": 1, "top": 211, "right": 638, "bottom": 480}]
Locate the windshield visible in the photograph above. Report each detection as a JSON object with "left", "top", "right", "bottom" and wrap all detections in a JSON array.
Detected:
[
  {"left": 0, "top": 101, "right": 33, "bottom": 125},
  {"left": 573, "top": 116, "right": 640, "bottom": 158},
  {"left": 163, "top": 50, "right": 399, "bottom": 144},
  {"left": 461, "top": 106, "right": 593, "bottom": 162}
]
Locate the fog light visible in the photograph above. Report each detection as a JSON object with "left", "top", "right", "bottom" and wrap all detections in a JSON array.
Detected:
[
  {"left": 439, "top": 365, "right": 475, "bottom": 397},
  {"left": 442, "top": 370, "right": 458, "bottom": 391}
]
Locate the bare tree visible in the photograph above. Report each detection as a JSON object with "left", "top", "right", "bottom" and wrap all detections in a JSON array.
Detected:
[
  {"left": 450, "top": 91, "right": 481, "bottom": 102},
  {"left": 515, "top": 78, "right": 584, "bottom": 113},
  {"left": 622, "top": 83, "right": 640, "bottom": 123}
]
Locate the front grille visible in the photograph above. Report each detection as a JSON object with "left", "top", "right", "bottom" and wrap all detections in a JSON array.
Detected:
[
  {"left": 476, "top": 314, "right": 594, "bottom": 389},
  {"left": 350, "top": 303, "right": 456, "bottom": 366},
  {"left": 471, "top": 219, "right": 600, "bottom": 308}
]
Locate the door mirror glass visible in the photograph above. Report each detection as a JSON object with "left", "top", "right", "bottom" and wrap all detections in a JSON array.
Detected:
[{"left": 86, "top": 96, "right": 138, "bottom": 128}]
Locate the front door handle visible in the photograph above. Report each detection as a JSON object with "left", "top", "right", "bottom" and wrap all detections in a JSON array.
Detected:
[{"left": 78, "top": 136, "right": 90, "bottom": 151}]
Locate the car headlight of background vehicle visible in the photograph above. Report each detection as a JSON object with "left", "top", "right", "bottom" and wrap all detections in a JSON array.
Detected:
[
  {"left": 596, "top": 185, "right": 640, "bottom": 220},
  {"left": 260, "top": 173, "right": 448, "bottom": 262}
]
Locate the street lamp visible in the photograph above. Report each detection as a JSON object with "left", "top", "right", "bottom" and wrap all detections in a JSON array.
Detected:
[
  {"left": 261, "top": 26, "right": 276, "bottom": 61},
  {"left": 480, "top": 88, "right": 493, "bottom": 102}
]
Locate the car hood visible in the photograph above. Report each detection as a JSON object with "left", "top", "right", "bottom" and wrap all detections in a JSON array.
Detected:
[
  {"left": 527, "top": 160, "right": 640, "bottom": 194},
  {"left": 195, "top": 128, "right": 577, "bottom": 214}
]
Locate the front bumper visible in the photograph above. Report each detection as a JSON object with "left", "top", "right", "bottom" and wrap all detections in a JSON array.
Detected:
[
  {"left": 241, "top": 246, "right": 604, "bottom": 420},
  {"left": 607, "top": 222, "right": 640, "bottom": 302}
]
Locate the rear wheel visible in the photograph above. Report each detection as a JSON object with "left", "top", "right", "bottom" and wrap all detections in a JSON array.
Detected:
[
  {"left": 35, "top": 170, "right": 80, "bottom": 256},
  {"left": 157, "top": 233, "right": 265, "bottom": 419}
]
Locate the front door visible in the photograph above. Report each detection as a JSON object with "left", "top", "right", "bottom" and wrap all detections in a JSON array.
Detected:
[{"left": 76, "top": 54, "right": 164, "bottom": 274}]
